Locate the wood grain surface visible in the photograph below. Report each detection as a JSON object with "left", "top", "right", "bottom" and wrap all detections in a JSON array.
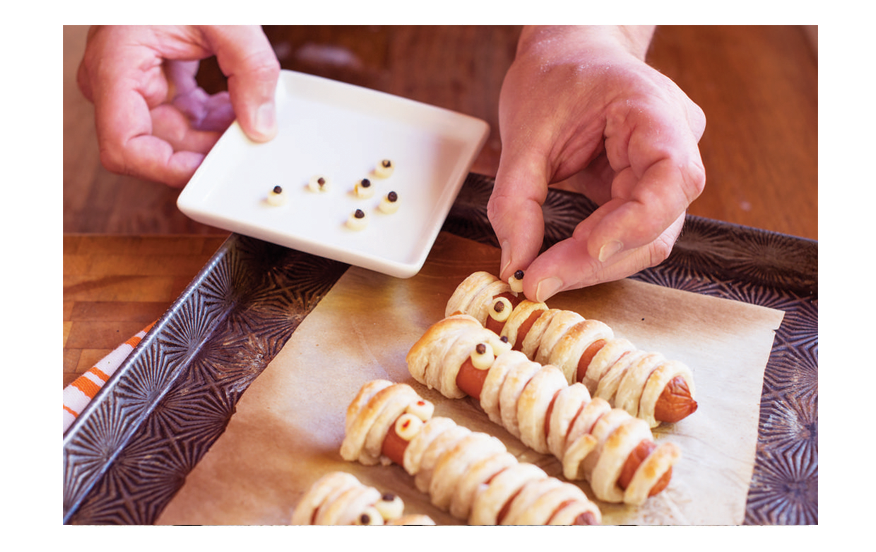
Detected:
[{"left": 62, "top": 25, "right": 818, "bottom": 388}]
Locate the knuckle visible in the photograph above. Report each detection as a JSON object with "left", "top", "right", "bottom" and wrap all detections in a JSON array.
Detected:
[
  {"left": 98, "top": 145, "right": 126, "bottom": 175},
  {"left": 648, "top": 233, "right": 676, "bottom": 267},
  {"left": 683, "top": 159, "right": 707, "bottom": 202},
  {"left": 486, "top": 190, "right": 513, "bottom": 227},
  {"left": 244, "top": 51, "right": 281, "bottom": 80}
]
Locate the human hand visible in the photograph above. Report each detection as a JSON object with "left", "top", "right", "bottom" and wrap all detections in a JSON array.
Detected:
[
  {"left": 77, "top": 25, "right": 281, "bottom": 187},
  {"left": 488, "top": 26, "right": 706, "bottom": 302}
]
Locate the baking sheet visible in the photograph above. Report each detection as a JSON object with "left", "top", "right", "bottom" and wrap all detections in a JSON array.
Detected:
[{"left": 156, "top": 232, "right": 784, "bottom": 525}]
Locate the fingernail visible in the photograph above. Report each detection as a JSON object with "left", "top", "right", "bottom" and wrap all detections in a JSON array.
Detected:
[
  {"left": 598, "top": 240, "right": 624, "bottom": 263},
  {"left": 255, "top": 101, "right": 277, "bottom": 138},
  {"left": 535, "top": 277, "right": 564, "bottom": 303},
  {"left": 500, "top": 241, "right": 512, "bottom": 277}
]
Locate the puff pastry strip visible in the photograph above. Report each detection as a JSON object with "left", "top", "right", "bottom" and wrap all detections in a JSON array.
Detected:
[
  {"left": 341, "top": 380, "right": 601, "bottom": 525},
  {"left": 291, "top": 471, "right": 435, "bottom": 525},
  {"left": 446, "top": 271, "right": 697, "bottom": 428},
  {"left": 407, "top": 314, "right": 681, "bottom": 505}
]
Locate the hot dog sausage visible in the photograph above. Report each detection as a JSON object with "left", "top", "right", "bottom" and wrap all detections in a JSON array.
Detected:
[
  {"left": 407, "top": 315, "right": 682, "bottom": 506},
  {"left": 342, "top": 379, "right": 602, "bottom": 525}
]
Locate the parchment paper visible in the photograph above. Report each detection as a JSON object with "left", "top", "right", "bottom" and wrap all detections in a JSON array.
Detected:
[{"left": 156, "top": 232, "right": 785, "bottom": 526}]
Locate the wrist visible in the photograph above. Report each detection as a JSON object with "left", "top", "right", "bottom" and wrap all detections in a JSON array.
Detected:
[{"left": 517, "top": 25, "right": 655, "bottom": 62}]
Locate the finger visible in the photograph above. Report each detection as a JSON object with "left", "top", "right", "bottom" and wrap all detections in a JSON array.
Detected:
[
  {"left": 198, "top": 92, "right": 236, "bottom": 132},
  {"left": 163, "top": 59, "right": 201, "bottom": 98},
  {"left": 488, "top": 147, "right": 551, "bottom": 284},
  {"left": 77, "top": 57, "right": 94, "bottom": 102},
  {"left": 94, "top": 68, "right": 203, "bottom": 186},
  {"left": 202, "top": 25, "right": 280, "bottom": 143},
  {"left": 588, "top": 156, "right": 704, "bottom": 264},
  {"left": 591, "top": 104, "right": 705, "bottom": 264},
  {"left": 151, "top": 104, "right": 222, "bottom": 154},
  {"left": 76, "top": 26, "right": 102, "bottom": 102},
  {"left": 523, "top": 209, "right": 685, "bottom": 301}
]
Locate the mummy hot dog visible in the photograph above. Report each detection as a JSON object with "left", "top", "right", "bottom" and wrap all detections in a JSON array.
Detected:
[
  {"left": 446, "top": 271, "right": 698, "bottom": 428},
  {"left": 291, "top": 471, "right": 435, "bottom": 525},
  {"left": 406, "top": 314, "right": 681, "bottom": 506},
  {"left": 341, "top": 380, "right": 602, "bottom": 525}
]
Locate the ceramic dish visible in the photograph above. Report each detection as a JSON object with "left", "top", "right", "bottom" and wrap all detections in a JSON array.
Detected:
[{"left": 178, "top": 70, "right": 490, "bottom": 278}]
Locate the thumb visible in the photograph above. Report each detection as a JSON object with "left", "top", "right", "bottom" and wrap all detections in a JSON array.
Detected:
[
  {"left": 487, "top": 148, "right": 551, "bottom": 286},
  {"left": 202, "top": 26, "right": 281, "bottom": 142}
]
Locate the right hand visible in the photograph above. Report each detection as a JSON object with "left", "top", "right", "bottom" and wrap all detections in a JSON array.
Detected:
[
  {"left": 77, "top": 25, "right": 281, "bottom": 187},
  {"left": 488, "top": 26, "right": 706, "bottom": 302}
]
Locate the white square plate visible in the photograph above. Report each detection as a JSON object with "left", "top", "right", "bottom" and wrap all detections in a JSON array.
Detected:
[{"left": 177, "top": 70, "right": 490, "bottom": 278}]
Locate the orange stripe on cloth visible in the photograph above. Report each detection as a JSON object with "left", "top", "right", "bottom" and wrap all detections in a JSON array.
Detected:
[
  {"left": 88, "top": 366, "right": 110, "bottom": 382},
  {"left": 71, "top": 375, "right": 102, "bottom": 399},
  {"left": 63, "top": 405, "right": 78, "bottom": 417},
  {"left": 124, "top": 320, "right": 156, "bottom": 348}
]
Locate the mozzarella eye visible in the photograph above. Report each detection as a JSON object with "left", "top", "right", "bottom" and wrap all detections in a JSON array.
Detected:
[
  {"left": 374, "top": 159, "right": 394, "bottom": 178},
  {"left": 489, "top": 297, "right": 513, "bottom": 322},
  {"left": 354, "top": 178, "right": 375, "bottom": 199},
  {"left": 378, "top": 191, "right": 399, "bottom": 214},
  {"left": 489, "top": 334, "right": 512, "bottom": 356},
  {"left": 374, "top": 493, "right": 404, "bottom": 521},
  {"left": 354, "top": 506, "right": 384, "bottom": 525},
  {"left": 471, "top": 342, "right": 495, "bottom": 370},
  {"left": 394, "top": 413, "right": 423, "bottom": 441},
  {"left": 405, "top": 399, "right": 433, "bottom": 422},
  {"left": 266, "top": 185, "right": 287, "bottom": 206},
  {"left": 308, "top": 175, "right": 330, "bottom": 192},
  {"left": 346, "top": 209, "right": 368, "bottom": 231},
  {"left": 508, "top": 270, "right": 524, "bottom": 293}
]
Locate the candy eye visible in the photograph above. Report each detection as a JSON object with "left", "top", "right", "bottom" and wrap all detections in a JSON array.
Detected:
[
  {"left": 346, "top": 209, "right": 368, "bottom": 231},
  {"left": 374, "top": 159, "right": 394, "bottom": 178},
  {"left": 470, "top": 342, "right": 495, "bottom": 370},
  {"left": 405, "top": 399, "right": 434, "bottom": 422},
  {"left": 489, "top": 297, "right": 513, "bottom": 322},
  {"left": 308, "top": 175, "right": 330, "bottom": 193},
  {"left": 374, "top": 492, "right": 404, "bottom": 521},
  {"left": 394, "top": 413, "right": 423, "bottom": 441},
  {"left": 354, "top": 506, "right": 384, "bottom": 525},
  {"left": 354, "top": 178, "right": 375, "bottom": 199},
  {"left": 378, "top": 191, "right": 399, "bottom": 214},
  {"left": 508, "top": 270, "right": 524, "bottom": 293},
  {"left": 266, "top": 185, "right": 287, "bottom": 206},
  {"left": 489, "top": 334, "right": 512, "bottom": 356}
]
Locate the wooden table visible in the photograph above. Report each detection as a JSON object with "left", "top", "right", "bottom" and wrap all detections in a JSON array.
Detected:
[
  {"left": 63, "top": 25, "right": 818, "bottom": 388},
  {"left": 63, "top": 235, "right": 227, "bottom": 387}
]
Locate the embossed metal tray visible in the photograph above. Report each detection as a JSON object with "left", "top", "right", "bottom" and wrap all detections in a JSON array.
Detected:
[{"left": 62, "top": 173, "right": 817, "bottom": 525}]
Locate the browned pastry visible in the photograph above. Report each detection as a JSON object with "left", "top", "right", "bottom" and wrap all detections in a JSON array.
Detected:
[
  {"left": 446, "top": 271, "right": 698, "bottom": 427},
  {"left": 407, "top": 314, "right": 681, "bottom": 505},
  {"left": 341, "top": 380, "right": 602, "bottom": 525},
  {"left": 291, "top": 470, "right": 435, "bottom": 525}
]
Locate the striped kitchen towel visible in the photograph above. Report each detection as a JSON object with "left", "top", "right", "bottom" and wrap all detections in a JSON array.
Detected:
[{"left": 63, "top": 321, "right": 156, "bottom": 433}]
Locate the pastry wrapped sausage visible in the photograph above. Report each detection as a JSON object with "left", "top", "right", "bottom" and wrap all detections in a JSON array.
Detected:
[
  {"left": 407, "top": 314, "right": 681, "bottom": 506},
  {"left": 446, "top": 271, "right": 697, "bottom": 427},
  {"left": 341, "top": 379, "right": 602, "bottom": 525},
  {"left": 291, "top": 471, "right": 435, "bottom": 525}
]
